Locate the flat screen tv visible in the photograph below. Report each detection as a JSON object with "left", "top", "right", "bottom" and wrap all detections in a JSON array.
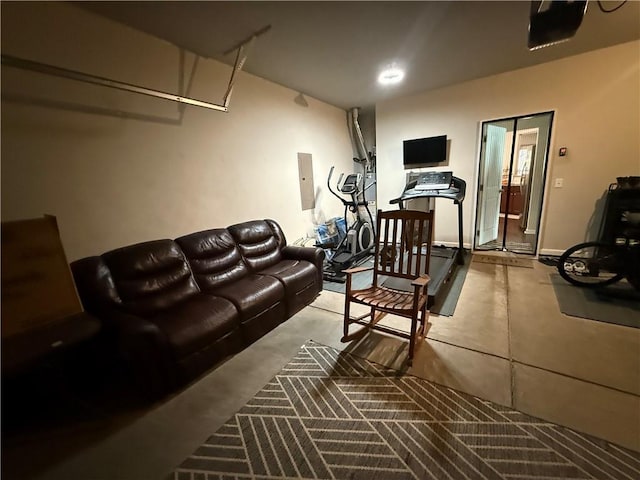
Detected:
[{"left": 403, "top": 135, "right": 447, "bottom": 166}]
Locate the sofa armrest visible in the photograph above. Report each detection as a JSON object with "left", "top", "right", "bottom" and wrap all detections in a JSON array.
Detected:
[
  {"left": 98, "top": 309, "right": 177, "bottom": 397},
  {"left": 281, "top": 245, "right": 325, "bottom": 268}
]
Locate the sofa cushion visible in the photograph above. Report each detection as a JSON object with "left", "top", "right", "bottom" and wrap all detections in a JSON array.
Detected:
[
  {"left": 176, "top": 328, "right": 243, "bottom": 384},
  {"left": 228, "top": 220, "right": 282, "bottom": 272},
  {"left": 212, "top": 274, "right": 286, "bottom": 343},
  {"left": 102, "top": 239, "right": 200, "bottom": 317},
  {"left": 150, "top": 294, "right": 239, "bottom": 359},
  {"left": 71, "top": 256, "right": 122, "bottom": 311},
  {"left": 212, "top": 274, "right": 285, "bottom": 322},
  {"left": 176, "top": 229, "right": 250, "bottom": 290},
  {"left": 259, "top": 259, "right": 320, "bottom": 315},
  {"left": 265, "top": 219, "right": 287, "bottom": 248}
]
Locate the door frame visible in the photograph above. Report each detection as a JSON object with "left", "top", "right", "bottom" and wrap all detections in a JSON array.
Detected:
[{"left": 472, "top": 111, "right": 555, "bottom": 255}]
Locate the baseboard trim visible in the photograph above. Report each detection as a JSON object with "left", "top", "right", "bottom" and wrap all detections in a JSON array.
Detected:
[{"left": 539, "top": 248, "right": 564, "bottom": 256}]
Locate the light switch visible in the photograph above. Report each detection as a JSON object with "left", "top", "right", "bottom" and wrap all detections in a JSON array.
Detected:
[{"left": 554, "top": 178, "right": 563, "bottom": 188}]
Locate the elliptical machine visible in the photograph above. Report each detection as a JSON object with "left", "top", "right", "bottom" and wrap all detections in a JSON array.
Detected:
[{"left": 321, "top": 166, "right": 376, "bottom": 282}]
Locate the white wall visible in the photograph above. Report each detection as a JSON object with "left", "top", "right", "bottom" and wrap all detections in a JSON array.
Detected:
[
  {"left": 376, "top": 40, "right": 640, "bottom": 253},
  {"left": 1, "top": 2, "right": 354, "bottom": 261}
]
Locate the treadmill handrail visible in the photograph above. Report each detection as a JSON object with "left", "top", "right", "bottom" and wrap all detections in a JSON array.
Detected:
[
  {"left": 390, "top": 176, "right": 466, "bottom": 205},
  {"left": 390, "top": 175, "right": 466, "bottom": 266}
]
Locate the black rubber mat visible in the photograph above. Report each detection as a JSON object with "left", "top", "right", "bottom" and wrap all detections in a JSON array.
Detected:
[{"left": 550, "top": 273, "right": 640, "bottom": 328}]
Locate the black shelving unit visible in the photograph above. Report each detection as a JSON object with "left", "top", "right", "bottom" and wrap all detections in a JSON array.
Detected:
[{"left": 599, "top": 185, "right": 640, "bottom": 245}]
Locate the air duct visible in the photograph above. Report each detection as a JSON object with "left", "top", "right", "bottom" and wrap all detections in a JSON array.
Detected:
[{"left": 348, "top": 107, "right": 370, "bottom": 166}]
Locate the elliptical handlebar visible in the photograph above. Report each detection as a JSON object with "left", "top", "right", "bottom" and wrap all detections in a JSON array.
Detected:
[
  {"left": 327, "top": 166, "right": 345, "bottom": 203},
  {"left": 336, "top": 172, "right": 343, "bottom": 186}
]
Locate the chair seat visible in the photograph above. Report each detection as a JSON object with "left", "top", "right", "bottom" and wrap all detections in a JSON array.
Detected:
[{"left": 351, "top": 285, "right": 427, "bottom": 312}]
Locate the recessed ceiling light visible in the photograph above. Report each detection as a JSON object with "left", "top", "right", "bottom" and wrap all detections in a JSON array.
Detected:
[{"left": 378, "top": 67, "right": 405, "bottom": 85}]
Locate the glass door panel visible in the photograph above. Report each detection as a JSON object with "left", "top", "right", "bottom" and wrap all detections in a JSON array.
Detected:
[{"left": 475, "top": 112, "right": 553, "bottom": 254}]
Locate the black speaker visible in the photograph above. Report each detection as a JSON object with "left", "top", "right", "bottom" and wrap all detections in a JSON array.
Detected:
[{"left": 528, "top": 1, "right": 588, "bottom": 50}]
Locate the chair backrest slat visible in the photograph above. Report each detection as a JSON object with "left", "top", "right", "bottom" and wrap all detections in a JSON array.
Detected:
[
  {"left": 414, "top": 218, "right": 423, "bottom": 277},
  {"left": 396, "top": 217, "right": 404, "bottom": 274},
  {"left": 373, "top": 209, "right": 433, "bottom": 282}
]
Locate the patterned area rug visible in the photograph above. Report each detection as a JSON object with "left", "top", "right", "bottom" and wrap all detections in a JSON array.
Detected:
[
  {"left": 173, "top": 342, "right": 640, "bottom": 479},
  {"left": 472, "top": 254, "right": 533, "bottom": 268}
]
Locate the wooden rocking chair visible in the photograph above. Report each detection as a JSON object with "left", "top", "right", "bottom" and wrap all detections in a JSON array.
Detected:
[{"left": 342, "top": 209, "right": 433, "bottom": 365}]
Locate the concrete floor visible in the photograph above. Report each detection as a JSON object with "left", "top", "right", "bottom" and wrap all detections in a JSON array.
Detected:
[{"left": 3, "top": 258, "right": 639, "bottom": 480}]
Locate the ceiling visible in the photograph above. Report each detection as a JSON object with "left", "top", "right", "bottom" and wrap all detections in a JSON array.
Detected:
[{"left": 80, "top": 1, "right": 640, "bottom": 111}]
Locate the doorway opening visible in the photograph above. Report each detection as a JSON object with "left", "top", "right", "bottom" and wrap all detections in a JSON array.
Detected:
[{"left": 474, "top": 112, "right": 553, "bottom": 254}]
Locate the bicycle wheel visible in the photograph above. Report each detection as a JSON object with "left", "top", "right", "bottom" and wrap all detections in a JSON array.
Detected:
[{"left": 558, "top": 241, "right": 625, "bottom": 287}]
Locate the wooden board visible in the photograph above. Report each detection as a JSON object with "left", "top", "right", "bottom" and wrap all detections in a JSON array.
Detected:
[{"left": 1, "top": 216, "right": 83, "bottom": 338}]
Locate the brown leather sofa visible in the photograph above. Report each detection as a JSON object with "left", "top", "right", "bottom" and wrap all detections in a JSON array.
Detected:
[{"left": 71, "top": 219, "right": 323, "bottom": 397}]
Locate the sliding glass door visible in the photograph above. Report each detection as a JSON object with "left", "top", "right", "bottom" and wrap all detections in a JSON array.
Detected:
[{"left": 474, "top": 112, "right": 553, "bottom": 254}]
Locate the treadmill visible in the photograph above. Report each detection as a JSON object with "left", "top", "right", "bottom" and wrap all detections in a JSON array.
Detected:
[{"left": 388, "top": 172, "right": 466, "bottom": 308}]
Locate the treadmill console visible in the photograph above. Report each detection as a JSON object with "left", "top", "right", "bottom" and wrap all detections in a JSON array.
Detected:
[{"left": 415, "top": 171, "right": 453, "bottom": 191}]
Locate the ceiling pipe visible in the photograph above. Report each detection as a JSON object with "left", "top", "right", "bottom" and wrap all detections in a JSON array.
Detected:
[{"left": 348, "top": 107, "right": 370, "bottom": 167}]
